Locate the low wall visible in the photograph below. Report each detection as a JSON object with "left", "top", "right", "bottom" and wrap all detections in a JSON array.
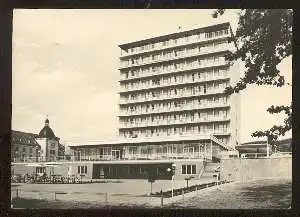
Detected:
[{"left": 220, "top": 157, "right": 292, "bottom": 182}]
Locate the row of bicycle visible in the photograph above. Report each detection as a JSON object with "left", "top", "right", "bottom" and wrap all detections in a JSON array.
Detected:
[{"left": 11, "top": 174, "right": 83, "bottom": 184}]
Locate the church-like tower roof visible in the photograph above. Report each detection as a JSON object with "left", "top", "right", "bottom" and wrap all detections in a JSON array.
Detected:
[{"left": 38, "top": 118, "right": 59, "bottom": 140}]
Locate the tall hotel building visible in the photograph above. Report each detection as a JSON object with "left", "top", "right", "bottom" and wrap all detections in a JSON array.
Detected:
[{"left": 118, "top": 22, "right": 240, "bottom": 150}]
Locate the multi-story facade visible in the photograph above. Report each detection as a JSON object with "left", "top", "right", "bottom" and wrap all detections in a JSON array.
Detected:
[
  {"left": 118, "top": 22, "right": 240, "bottom": 148},
  {"left": 65, "top": 22, "right": 241, "bottom": 180},
  {"left": 11, "top": 131, "right": 40, "bottom": 162},
  {"left": 12, "top": 22, "right": 240, "bottom": 180}
]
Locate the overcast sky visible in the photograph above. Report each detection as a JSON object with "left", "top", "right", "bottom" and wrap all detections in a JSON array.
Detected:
[{"left": 12, "top": 9, "right": 292, "bottom": 145}]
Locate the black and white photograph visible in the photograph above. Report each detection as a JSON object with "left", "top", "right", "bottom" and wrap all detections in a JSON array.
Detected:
[{"left": 10, "top": 9, "right": 292, "bottom": 209}]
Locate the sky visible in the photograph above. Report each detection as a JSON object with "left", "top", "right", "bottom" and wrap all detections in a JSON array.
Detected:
[{"left": 12, "top": 9, "right": 292, "bottom": 145}]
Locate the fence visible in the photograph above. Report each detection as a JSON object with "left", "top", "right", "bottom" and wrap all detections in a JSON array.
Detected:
[{"left": 241, "top": 152, "right": 292, "bottom": 159}]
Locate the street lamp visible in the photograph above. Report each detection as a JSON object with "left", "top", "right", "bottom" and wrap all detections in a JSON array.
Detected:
[{"left": 167, "top": 163, "right": 176, "bottom": 199}]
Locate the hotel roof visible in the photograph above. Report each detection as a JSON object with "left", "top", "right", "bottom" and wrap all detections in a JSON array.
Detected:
[{"left": 119, "top": 22, "right": 232, "bottom": 49}]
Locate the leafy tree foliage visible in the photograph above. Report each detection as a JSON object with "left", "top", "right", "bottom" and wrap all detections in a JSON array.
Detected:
[{"left": 213, "top": 9, "right": 292, "bottom": 146}]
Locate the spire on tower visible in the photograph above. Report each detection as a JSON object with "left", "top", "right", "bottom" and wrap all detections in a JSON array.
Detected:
[{"left": 45, "top": 114, "right": 49, "bottom": 125}]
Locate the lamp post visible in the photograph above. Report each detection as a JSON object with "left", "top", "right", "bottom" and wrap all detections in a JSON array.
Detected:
[{"left": 167, "top": 163, "right": 176, "bottom": 199}]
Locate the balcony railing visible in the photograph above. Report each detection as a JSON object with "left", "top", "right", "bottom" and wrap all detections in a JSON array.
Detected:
[
  {"left": 120, "top": 131, "right": 230, "bottom": 140},
  {"left": 120, "top": 33, "right": 230, "bottom": 58},
  {"left": 11, "top": 152, "right": 213, "bottom": 163},
  {"left": 119, "top": 116, "right": 230, "bottom": 129},
  {"left": 119, "top": 60, "right": 228, "bottom": 82},
  {"left": 119, "top": 102, "right": 230, "bottom": 116},
  {"left": 241, "top": 152, "right": 292, "bottom": 159},
  {"left": 119, "top": 88, "right": 227, "bottom": 105},
  {"left": 120, "top": 74, "right": 229, "bottom": 93},
  {"left": 119, "top": 45, "right": 229, "bottom": 69}
]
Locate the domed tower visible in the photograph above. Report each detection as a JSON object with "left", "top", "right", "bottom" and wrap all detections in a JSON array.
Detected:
[{"left": 36, "top": 118, "right": 60, "bottom": 161}]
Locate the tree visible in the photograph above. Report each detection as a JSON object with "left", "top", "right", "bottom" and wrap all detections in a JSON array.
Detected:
[{"left": 213, "top": 9, "right": 292, "bottom": 147}]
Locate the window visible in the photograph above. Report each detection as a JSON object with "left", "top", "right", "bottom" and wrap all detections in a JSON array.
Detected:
[
  {"left": 50, "top": 143, "right": 56, "bottom": 148},
  {"left": 182, "top": 165, "right": 187, "bottom": 174},
  {"left": 192, "top": 165, "right": 196, "bottom": 174},
  {"left": 50, "top": 150, "right": 55, "bottom": 155},
  {"left": 78, "top": 166, "right": 87, "bottom": 174},
  {"left": 152, "top": 78, "right": 160, "bottom": 85},
  {"left": 36, "top": 167, "right": 46, "bottom": 174},
  {"left": 182, "top": 164, "right": 196, "bottom": 174},
  {"left": 186, "top": 165, "right": 191, "bottom": 174}
]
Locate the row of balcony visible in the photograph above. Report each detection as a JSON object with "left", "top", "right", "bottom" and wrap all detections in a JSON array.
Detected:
[
  {"left": 11, "top": 152, "right": 213, "bottom": 163},
  {"left": 119, "top": 88, "right": 227, "bottom": 105},
  {"left": 120, "top": 131, "right": 230, "bottom": 139},
  {"left": 120, "top": 73, "right": 229, "bottom": 93},
  {"left": 119, "top": 116, "right": 229, "bottom": 129},
  {"left": 121, "top": 55, "right": 227, "bottom": 78},
  {"left": 119, "top": 102, "right": 230, "bottom": 116},
  {"left": 120, "top": 58, "right": 227, "bottom": 83},
  {"left": 120, "top": 42, "right": 229, "bottom": 69},
  {"left": 79, "top": 152, "right": 213, "bottom": 161},
  {"left": 120, "top": 29, "right": 230, "bottom": 57},
  {"left": 121, "top": 110, "right": 228, "bottom": 124}
]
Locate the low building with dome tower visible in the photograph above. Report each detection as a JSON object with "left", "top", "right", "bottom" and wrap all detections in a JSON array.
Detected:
[{"left": 11, "top": 118, "right": 65, "bottom": 163}]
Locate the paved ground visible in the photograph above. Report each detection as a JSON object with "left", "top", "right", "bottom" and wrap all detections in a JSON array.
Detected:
[
  {"left": 11, "top": 178, "right": 212, "bottom": 196},
  {"left": 11, "top": 178, "right": 213, "bottom": 207},
  {"left": 11, "top": 178, "right": 291, "bottom": 209},
  {"left": 168, "top": 178, "right": 292, "bottom": 209}
]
